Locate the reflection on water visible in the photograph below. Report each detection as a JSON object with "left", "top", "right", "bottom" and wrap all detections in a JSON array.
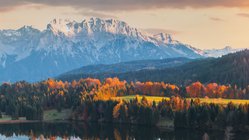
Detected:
[{"left": 0, "top": 122, "right": 247, "bottom": 140}]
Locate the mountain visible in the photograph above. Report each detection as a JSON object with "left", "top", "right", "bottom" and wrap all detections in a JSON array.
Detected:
[
  {"left": 58, "top": 50, "right": 249, "bottom": 88},
  {"left": 0, "top": 18, "right": 205, "bottom": 82},
  {"left": 203, "top": 46, "right": 243, "bottom": 57},
  {"left": 57, "top": 57, "right": 193, "bottom": 81}
]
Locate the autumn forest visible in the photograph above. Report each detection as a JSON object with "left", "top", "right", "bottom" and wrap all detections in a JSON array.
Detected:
[{"left": 1, "top": 77, "right": 249, "bottom": 131}]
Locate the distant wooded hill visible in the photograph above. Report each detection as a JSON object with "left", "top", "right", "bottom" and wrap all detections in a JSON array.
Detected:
[
  {"left": 58, "top": 50, "right": 249, "bottom": 88},
  {"left": 57, "top": 57, "right": 192, "bottom": 81}
]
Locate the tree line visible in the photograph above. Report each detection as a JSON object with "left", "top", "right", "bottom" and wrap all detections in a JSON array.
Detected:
[
  {"left": 64, "top": 50, "right": 249, "bottom": 89},
  {"left": 0, "top": 77, "right": 249, "bottom": 131},
  {"left": 76, "top": 96, "right": 249, "bottom": 131}
]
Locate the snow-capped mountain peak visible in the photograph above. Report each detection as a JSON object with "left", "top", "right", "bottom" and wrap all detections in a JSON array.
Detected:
[
  {"left": 18, "top": 25, "right": 36, "bottom": 32},
  {"left": 203, "top": 46, "right": 243, "bottom": 58},
  {"left": 223, "top": 46, "right": 233, "bottom": 51},
  {"left": 46, "top": 18, "right": 148, "bottom": 40},
  {"left": 47, "top": 18, "right": 77, "bottom": 36},
  {"left": 153, "top": 33, "right": 173, "bottom": 44},
  {"left": 0, "top": 17, "right": 236, "bottom": 82}
]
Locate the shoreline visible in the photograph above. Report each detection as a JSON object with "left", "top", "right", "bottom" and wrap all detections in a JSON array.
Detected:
[
  {"left": 0, "top": 119, "right": 246, "bottom": 133},
  {"left": 0, "top": 120, "right": 41, "bottom": 124}
]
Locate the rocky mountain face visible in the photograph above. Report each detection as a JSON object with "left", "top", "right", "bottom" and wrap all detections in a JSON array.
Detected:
[
  {"left": 0, "top": 18, "right": 239, "bottom": 82},
  {"left": 0, "top": 18, "right": 205, "bottom": 82}
]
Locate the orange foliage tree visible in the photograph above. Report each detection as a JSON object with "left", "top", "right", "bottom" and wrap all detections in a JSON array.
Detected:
[{"left": 186, "top": 81, "right": 205, "bottom": 97}]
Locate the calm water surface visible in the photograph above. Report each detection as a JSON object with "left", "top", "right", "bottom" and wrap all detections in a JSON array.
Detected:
[{"left": 0, "top": 122, "right": 248, "bottom": 140}]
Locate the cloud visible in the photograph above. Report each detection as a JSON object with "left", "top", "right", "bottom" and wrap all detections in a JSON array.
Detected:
[
  {"left": 1, "top": 0, "right": 249, "bottom": 12},
  {"left": 0, "top": 3, "right": 45, "bottom": 12},
  {"left": 237, "top": 13, "right": 249, "bottom": 18},
  {"left": 0, "top": 7, "right": 15, "bottom": 12},
  {"left": 209, "top": 17, "right": 224, "bottom": 22},
  {"left": 142, "top": 28, "right": 180, "bottom": 35},
  {"left": 62, "top": 9, "right": 117, "bottom": 19},
  {"left": 78, "top": 10, "right": 117, "bottom": 19}
]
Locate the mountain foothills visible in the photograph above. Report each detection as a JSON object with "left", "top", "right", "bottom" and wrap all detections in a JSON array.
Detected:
[
  {"left": 0, "top": 17, "right": 239, "bottom": 82},
  {"left": 59, "top": 57, "right": 192, "bottom": 77},
  {"left": 59, "top": 50, "right": 249, "bottom": 88}
]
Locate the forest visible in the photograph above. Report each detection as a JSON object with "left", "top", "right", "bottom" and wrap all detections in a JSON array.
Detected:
[
  {"left": 58, "top": 50, "right": 249, "bottom": 88},
  {"left": 1, "top": 77, "right": 249, "bottom": 130}
]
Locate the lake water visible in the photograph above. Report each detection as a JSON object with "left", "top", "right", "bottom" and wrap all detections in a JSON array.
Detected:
[{"left": 0, "top": 122, "right": 248, "bottom": 140}]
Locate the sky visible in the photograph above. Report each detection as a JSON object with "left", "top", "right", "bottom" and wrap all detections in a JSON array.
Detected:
[{"left": 0, "top": 0, "right": 249, "bottom": 49}]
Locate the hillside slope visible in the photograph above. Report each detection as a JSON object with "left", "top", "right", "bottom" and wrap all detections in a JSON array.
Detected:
[
  {"left": 58, "top": 50, "right": 249, "bottom": 87},
  {"left": 58, "top": 57, "right": 192, "bottom": 81}
]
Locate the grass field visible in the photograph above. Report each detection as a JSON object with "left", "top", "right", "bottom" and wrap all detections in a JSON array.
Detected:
[
  {"left": 0, "top": 109, "right": 72, "bottom": 122},
  {"left": 115, "top": 95, "right": 170, "bottom": 103},
  {"left": 0, "top": 114, "right": 12, "bottom": 121},
  {"left": 43, "top": 109, "right": 72, "bottom": 121},
  {"left": 115, "top": 95, "right": 249, "bottom": 105},
  {"left": 190, "top": 98, "right": 249, "bottom": 105}
]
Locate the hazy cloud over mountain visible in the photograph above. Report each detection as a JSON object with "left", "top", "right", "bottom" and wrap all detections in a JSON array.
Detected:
[
  {"left": 1, "top": 0, "right": 249, "bottom": 11},
  {"left": 1, "top": 0, "right": 249, "bottom": 50},
  {"left": 237, "top": 13, "right": 249, "bottom": 18},
  {"left": 142, "top": 28, "right": 180, "bottom": 35}
]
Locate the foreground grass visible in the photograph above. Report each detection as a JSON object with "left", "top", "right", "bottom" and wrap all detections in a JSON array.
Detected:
[
  {"left": 0, "top": 114, "right": 12, "bottom": 121},
  {"left": 115, "top": 95, "right": 249, "bottom": 105},
  {"left": 0, "top": 109, "right": 72, "bottom": 122},
  {"left": 157, "top": 117, "right": 174, "bottom": 129},
  {"left": 115, "top": 95, "right": 170, "bottom": 103},
  {"left": 43, "top": 109, "right": 72, "bottom": 121},
  {"left": 191, "top": 98, "right": 249, "bottom": 105}
]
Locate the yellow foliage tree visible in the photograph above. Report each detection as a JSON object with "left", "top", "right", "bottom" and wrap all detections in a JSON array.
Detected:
[{"left": 113, "top": 101, "right": 123, "bottom": 119}]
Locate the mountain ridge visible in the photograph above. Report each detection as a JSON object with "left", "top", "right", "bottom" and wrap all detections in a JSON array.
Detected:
[
  {"left": 58, "top": 50, "right": 249, "bottom": 88},
  {"left": 0, "top": 17, "right": 204, "bottom": 82},
  {"left": 0, "top": 17, "right": 243, "bottom": 82},
  {"left": 58, "top": 57, "right": 193, "bottom": 80}
]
